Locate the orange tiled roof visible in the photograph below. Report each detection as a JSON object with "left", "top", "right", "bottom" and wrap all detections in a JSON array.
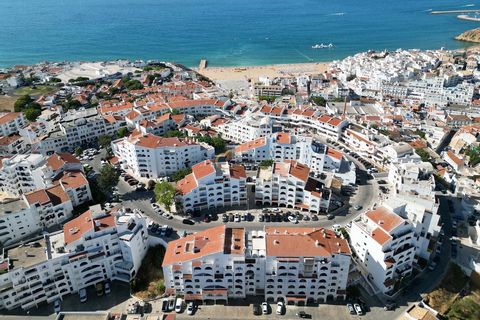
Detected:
[
  {"left": 162, "top": 225, "right": 227, "bottom": 266},
  {"left": 47, "top": 153, "right": 80, "bottom": 171},
  {"left": 0, "top": 112, "right": 22, "bottom": 125},
  {"left": 275, "top": 132, "right": 291, "bottom": 144},
  {"left": 235, "top": 137, "right": 267, "bottom": 153},
  {"left": 265, "top": 227, "right": 351, "bottom": 257},
  {"left": 365, "top": 206, "right": 404, "bottom": 232}
]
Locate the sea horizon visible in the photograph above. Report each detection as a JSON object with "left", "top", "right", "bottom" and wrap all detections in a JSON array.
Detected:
[{"left": 0, "top": 0, "right": 479, "bottom": 68}]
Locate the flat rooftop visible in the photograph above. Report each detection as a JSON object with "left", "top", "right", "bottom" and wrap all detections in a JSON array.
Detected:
[
  {"left": 257, "top": 166, "right": 273, "bottom": 181},
  {"left": 6, "top": 238, "right": 48, "bottom": 269},
  {"left": 0, "top": 198, "right": 28, "bottom": 215}
]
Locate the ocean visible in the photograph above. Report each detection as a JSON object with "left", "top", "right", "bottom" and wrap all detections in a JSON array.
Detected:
[{"left": 0, "top": 0, "right": 479, "bottom": 67}]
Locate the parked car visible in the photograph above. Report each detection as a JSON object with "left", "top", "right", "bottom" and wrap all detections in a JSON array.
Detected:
[
  {"left": 167, "top": 298, "right": 175, "bottom": 311},
  {"left": 311, "top": 215, "right": 319, "bottom": 221},
  {"left": 79, "top": 288, "right": 87, "bottom": 303},
  {"left": 276, "top": 301, "right": 284, "bottom": 315},
  {"left": 347, "top": 303, "right": 355, "bottom": 314},
  {"left": 161, "top": 299, "right": 169, "bottom": 312},
  {"left": 327, "top": 213, "right": 335, "bottom": 220},
  {"left": 384, "top": 302, "right": 397, "bottom": 311},
  {"left": 353, "top": 205, "right": 363, "bottom": 211},
  {"left": 222, "top": 214, "right": 228, "bottom": 222},
  {"left": 186, "top": 301, "right": 195, "bottom": 315},
  {"left": 253, "top": 303, "right": 262, "bottom": 316},
  {"left": 296, "top": 311, "right": 311, "bottom": 318},
  {"left": 53, "top": 299, "right": 61, "bottom": 314},
  {"left": 95, "top": 282, "right": 103, "bottom": 296},
  {"left": 229, "top": 214, "right": 234, "bottom": 222},
  {"left": 259, "top": 214, "right": 265, "bottom": 222},
  {"left": 261, "top": 302, "right": 269, "bottom": 315},
  {"left": 288, "top": 215, "right": 298, "bottom": 224},
  {"left": 354, "top": 303, "right": 363, "bottom": 315},
  {"left": 104, "top": 282, "right": 111, "bottom": 294},
  {"left": 182, "top": 219, "right": 195, "bottom": 225},
  {"left": 235, "top": 214, "right": 241, "bottom": 222},
  {"left": 175, "top": 297, "right": 184, "bottom": 313},
  {"left": 203, "top": 215, "right": 211, "bottom": 223}
]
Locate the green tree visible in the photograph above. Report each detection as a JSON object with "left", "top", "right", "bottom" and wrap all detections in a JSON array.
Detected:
[
  {"left": 23, "top": 107, "right": 41, "bottom": 122},
  {"left": 309, "top": 96, "right": 326, "bottom": 106},
  {"left": 75, "top": 147, "right": 83, "bottom": 157},
  {"left": 196, "top": 135, "right": 226, "bottom": 154},
  {"left": 171, "top": 109, "right": 181, "bottom": 115},
  {"left": 260, "top": 159, "right": 274, "bottom": 168},
  {"left": 97, "top": 164, "right": 119, "bottom": 194},
  {"left": 163, "top": 130, "right": 185, "bottom": 138},
  {"left": 14, "top": 95, "right": 33, "bottom": 112},
  {"left": 116, "top": 127, "right": 129, "bottom": 138},
  {"left": 258, "top": 95, "right": 277, "bottom": 103},
  {"left": 62, "top": 98, "right": 82, "bottom": 111},
  {"left": 171, "top": 168, "right": 192, "bottom": 182},
  {"left": 415, "top": 148, "right": 431, "bottom": 162},
  {"left": 154, "top": 182, "right": 176, "bottom": 212},
  {"left": 98, "top": 134, "right": 112, "bottom": 149}
]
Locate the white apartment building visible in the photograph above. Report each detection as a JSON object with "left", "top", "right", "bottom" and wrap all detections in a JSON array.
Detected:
[
  {"left": 350, "top": 206, "right": 416, "bottom": 295},
  {"left": 0, "top": 206, "right": 148, "bottom": 311},
  {"left": 0, "top": 134, "right": 28, "bottom": 155},
  {"left": 255, "top": 160, "right": 331, "bottom": 213},
  {"left": 235, "top": 132, "right": 356, "bottom": 185},
  {"left": 112, "top": 132, "right": 215, "bottom": 179},
  {"left": 259, "top": 106, "right": 348, "bottom": 140},
  {"left": 0, "top": 198, "right": 41, "bottom": 246},
  {"left": 59, "top": 109, "right": 108, "bottom": 148},
  {"left": 216, "top": 114, "right": 274, "bottom": 143},
  {"left": 162, "top": 225, "right": 351, "bottom": 305},
  {"left": 0, "top": 112, "right": 26, "bottom": 136},
  {"left": 385, "top": 195, "right": 441, "bottom": 261},
  {"left": 0, "top": 154, "right": 46, "bottom": 196},
  {"left": 177, "top": 160, "right": 247, "bottom": 214},
  {"left": 0, "top": 152, "right": 91, "bottom": 203}
]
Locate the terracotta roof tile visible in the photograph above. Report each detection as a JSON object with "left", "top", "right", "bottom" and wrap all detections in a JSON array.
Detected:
[{"left": 265, "top": 227, "right": 351, "bottom": 257}]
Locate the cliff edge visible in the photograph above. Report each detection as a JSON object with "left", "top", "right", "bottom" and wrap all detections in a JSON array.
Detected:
[{"left": 456, "top": 28, "right": 480, "bottom": 43}]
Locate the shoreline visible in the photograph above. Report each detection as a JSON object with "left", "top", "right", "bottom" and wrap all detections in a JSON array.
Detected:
[{"left": 194, "top": 61, "right": 331, "bottom": 83}]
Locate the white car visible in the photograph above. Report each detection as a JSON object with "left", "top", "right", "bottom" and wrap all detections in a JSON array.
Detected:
[
  {"left": 288, "top": 215, "right": 298, "bottom": 224},
  {"left": 53, "top": 299, "right": 61, "bottom": 313},
  {"left": 276, "top": 301, "right": 284, "bottom": 315},
  {"left": 79, "top": 288, "right": 87, "bottom": 303},
  {"left": 354, "top": 303, "right": 363, "bottom": 315},
  {"left": 186, "top": 301, "right": 195, "bottom": 315},
  {"left": 104, "top": 282, "right": 111, "bottom": 294},
  {"left": 262, "top": 302, "right": 269, "bottom": 314},
  {"left": 175, "top": 297, "right": 184, "bottom": 313}
]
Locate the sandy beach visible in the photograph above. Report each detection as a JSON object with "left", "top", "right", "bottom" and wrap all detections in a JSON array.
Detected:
[
  {"left": 195, "top": 62, "right": 330, "bottom": 91},
  {"left": 196, "top": 62, "right": 330, "bottom": 81}
]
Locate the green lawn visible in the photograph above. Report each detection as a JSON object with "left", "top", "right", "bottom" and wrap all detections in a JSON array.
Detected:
[
  {"left": 447, "top": 297, "right": 480, "bottom": 320},
  {"left": 14, "top": 85, "right": 57, "bottom": 96}
]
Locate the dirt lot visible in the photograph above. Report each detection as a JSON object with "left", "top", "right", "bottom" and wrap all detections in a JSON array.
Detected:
[{"left": 0, "top": 95, "right": 17, "bottom": 112}]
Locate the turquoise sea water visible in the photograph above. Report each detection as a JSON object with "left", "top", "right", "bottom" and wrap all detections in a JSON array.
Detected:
[{"left": 0, "top": 0, "right": 479, "bottom": 67}]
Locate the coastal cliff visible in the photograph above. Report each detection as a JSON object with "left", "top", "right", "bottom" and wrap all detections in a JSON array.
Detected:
[{"left": 456, "top": 28, "right": 480, "bottom": 43}]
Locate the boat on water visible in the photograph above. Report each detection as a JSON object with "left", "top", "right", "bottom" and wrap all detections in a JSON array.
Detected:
[{"left": 312, "top": 43, "right": 334, "bottom": 49}]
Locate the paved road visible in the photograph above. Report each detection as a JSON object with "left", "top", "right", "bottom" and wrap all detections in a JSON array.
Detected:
[{"left": 116, "top": 166, "right": 378, "bottom": 234}]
